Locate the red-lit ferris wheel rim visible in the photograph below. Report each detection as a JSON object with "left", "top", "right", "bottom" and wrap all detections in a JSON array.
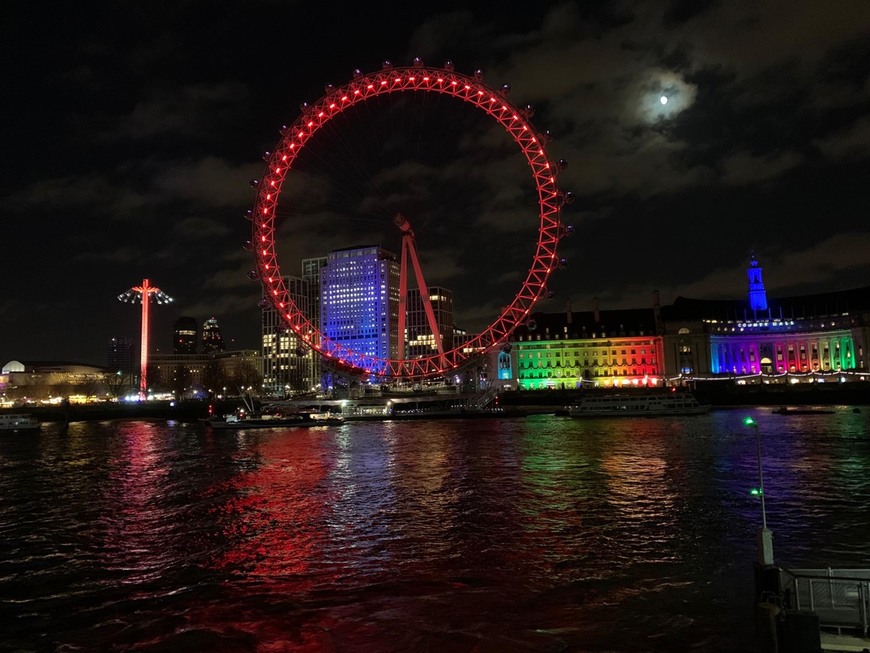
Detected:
[{"left": 252, "top": 63, "right": 565, "bottom": 379}]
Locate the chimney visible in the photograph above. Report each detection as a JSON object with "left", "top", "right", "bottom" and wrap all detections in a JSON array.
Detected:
[
  {"left": 593, "top": 296, "right": 600, "bottom": 324},
  {"left": 566, "top": 298, "right": 573, "bottom": 324}
]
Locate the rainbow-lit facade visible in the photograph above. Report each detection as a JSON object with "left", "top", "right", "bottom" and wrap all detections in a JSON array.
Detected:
[
  {"left": 498, "top": 259, "right": 870, "bottom": 389},
  {"left": 509, "top": 306, "right": 665, "bottom": 389},
  {"left": 708, "top": 317, "right": 857, "bottom": 375}
]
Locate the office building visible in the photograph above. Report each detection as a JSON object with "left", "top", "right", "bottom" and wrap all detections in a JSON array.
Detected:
[
  {"left": 107, "top": 336, "right": 134, "bottom": 376},
  {"left": 173, "top": 316, "right": 198, "bottom": 354},
  {"left": 320, "top": 246, "right": 400, "bottom": 373},
  {"left": 406, "top": 286, "right": 455, "bottom": 358},
  {"left": 201, "top": 317, "right": 225, "bottom": 353},
  {"left": 261, "top": 275, "right": 316, "bottom": 396}
]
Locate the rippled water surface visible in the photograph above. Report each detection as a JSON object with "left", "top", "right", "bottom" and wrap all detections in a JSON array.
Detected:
[{"left": 1, "top": 408, "right": 868, "bottom": 652}]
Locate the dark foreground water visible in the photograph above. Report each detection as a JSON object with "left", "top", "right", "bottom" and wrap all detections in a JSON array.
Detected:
[{"left": 1, "top": 408, "right": 868, "bottom": 652}]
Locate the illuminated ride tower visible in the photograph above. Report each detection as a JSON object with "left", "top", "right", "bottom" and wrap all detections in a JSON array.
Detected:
[
  {"left": 395, "top": 213, "right": 444, "bottom": 362},
  {"left": 118, "top": 278, "right": 173, "bottom": 399}
]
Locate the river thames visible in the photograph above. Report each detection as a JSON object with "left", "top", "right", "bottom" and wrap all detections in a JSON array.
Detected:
[{"left": 1, "top": 408, "right": 868, "bottom": 652}]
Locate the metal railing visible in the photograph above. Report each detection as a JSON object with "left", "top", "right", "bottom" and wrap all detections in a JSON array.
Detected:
[{"left": 780, "top": 567, "right": 870, "bottom": 636}]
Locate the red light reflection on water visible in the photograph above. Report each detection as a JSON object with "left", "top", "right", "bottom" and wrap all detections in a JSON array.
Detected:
[
  {"left": 207, "top": 429, "right": 337, "bottom": 591},
  {"left": 99, "top": 421, "right": 173, "bottom": 583}
]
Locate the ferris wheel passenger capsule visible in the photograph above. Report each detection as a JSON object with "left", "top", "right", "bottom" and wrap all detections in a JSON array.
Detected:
[
  {"left": 249, "top": 179, "right": 259, "bottom": 188},
  {"left": 564, "top": 191, "right": 575, "bottom": 204},
  {"left": 413, "top": 57, "right": 424, "bottom": 67},
  {"left": 279, "top": 125, "right": 288, "bottom": 135},
  {"left": 258, "top": 298, "right": 269, "bottom": 308},
  {"left": 559, "top": 258, "right": 569, "bottom": 270},
  {"left": 299, "top": 102, "right": 309, "bottom": 112},
  {"left": 261, "top": 151, "right": 271, "bottom": 162},
  {"left": 324, "top": 84, "right": 334, "bottom": 93},
  {"left": 444, "top": 59, "right": 454, "bottom": 70},
  {"left": 565, "top": 224, "right": 575, "bottom": 236},
  {"left": 243, "top": 209, "right": 253, "bottom": 220},
  {"left": 501, "top": 83, "right": 511, "bottom": 94},
  {"left": 382, "top": 60, "right": 392, "bottom": 69},
  {"left": 557, "top": 158, "right": 568, "bottom": 170},
  {"left": 247, "top": 270, "right": 259, "bottom": 280},
  {"left": 474, "top": 69, "right": 484, "bottom": 80},
  {"left": 524, "top": 103, "right": 535, "bottom": 117},
  {"left": 352, "top": 69, "right": 362, "bottom": 78},
  {"left": 243, "top": 240, "right": 254, "bottom": 251}
]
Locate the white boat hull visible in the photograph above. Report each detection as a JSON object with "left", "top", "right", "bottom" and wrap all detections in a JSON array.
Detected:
[{"left": 566, "top": 393, "right": 711, "bottom": 418}]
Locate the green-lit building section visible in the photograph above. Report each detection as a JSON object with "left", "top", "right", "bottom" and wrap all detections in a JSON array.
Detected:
[
  {"left": 509, "top": 302, "right": 665, "bottom": 389},
  {"left": 515, "top": 335, "right": 664, "bottom": 390},
  {"left": 499, "top": 264, "right": 870, "bottom": 388}
]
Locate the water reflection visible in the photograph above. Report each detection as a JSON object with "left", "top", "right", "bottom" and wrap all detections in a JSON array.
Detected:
[
  {"left": 209, "top": 427, "right": 336, "bottom": 590},
  {"left": 0, "top": 410, "right": 866, "bottom": 652},
  {"left": 101, "top": 421, "right": 174, "bottom": 584}
]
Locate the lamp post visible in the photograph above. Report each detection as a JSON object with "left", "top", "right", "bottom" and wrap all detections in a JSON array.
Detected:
[{"left": 744, "top": 416, "right": 774, "bottom": 566}]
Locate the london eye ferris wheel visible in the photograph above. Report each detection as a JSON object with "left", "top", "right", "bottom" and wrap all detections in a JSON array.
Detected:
[{"left": 248, "top": 59, "right": 572, "bottom": 381}]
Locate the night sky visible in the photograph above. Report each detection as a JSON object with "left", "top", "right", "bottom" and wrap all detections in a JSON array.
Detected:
[{"left": 3, "top": 1, "right": 869, "bottom": 367}]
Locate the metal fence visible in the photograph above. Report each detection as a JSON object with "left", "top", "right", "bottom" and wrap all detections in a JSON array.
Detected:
[{"left": 781, "top": 567, "right": 870, "bottom": 636}]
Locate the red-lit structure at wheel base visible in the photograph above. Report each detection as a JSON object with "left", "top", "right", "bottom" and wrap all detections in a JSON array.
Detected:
[{"left": 251, "top": 63, "right": 568, "bottom": 380}]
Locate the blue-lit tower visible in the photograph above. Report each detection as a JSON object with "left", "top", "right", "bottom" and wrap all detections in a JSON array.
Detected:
[
  {"left": 320, "top": 246, "right": 400, "bottom": 370},
  {"left": 747, "top": 254, "right": 768, "bottom": 312}
]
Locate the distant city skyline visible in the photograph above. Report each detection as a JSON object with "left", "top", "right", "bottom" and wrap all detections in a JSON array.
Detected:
[{"left": 3, "top": 1, "right": 869, "bottom": 366}]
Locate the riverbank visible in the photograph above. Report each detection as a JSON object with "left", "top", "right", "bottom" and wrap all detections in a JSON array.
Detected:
[
  {"left": 497, "top": 381, "right": 870, "bottom": 409},
  {"left": 2, "top": 400, "right": 223, "bottom": 423},
  {"left": 3, "top": 381, "right": 868, "bottom": 423}
]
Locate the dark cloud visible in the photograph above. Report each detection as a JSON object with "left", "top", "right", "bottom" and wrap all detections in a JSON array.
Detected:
[{"left": 1, "top": 0, "right": 868, "bottom": 366}]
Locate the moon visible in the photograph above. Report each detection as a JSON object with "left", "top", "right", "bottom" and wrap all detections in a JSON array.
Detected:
[{"left": 660, "top": 96, "right": 668, "bottom": 105}]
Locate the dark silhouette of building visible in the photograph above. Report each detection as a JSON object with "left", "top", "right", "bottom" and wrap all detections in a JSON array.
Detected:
[
  {"left": 107, "top": 336, "right": 134, "bottom": 375},
  {"left": 173, "top": 316, "right": 198, "bottom": 354}
]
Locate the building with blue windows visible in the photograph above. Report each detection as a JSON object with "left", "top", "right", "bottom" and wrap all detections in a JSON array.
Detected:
[{"left": 320, "top": 246, "right": 400, "bottom": 374}]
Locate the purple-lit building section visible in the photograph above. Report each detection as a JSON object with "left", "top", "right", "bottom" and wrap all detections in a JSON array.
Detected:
[
  {"left": 703, "top": 260, "right": 860, "bottom": 375},
  {"left": 504, "top": 258, "right": 869, "bottom": 389}
]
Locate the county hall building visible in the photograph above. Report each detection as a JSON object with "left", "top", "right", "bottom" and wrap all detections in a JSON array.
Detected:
[{"left": 498, "top": 257, "right": 870, "bottom": 390}]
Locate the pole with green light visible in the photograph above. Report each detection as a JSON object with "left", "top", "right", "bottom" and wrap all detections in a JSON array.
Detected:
[{"left": 745, "top": 416, "right": 774, "bottom": 566}]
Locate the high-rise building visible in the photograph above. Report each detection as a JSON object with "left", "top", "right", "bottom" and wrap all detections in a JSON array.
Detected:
[
  {"left": 320, "top": 246, "right": 400, "bottom": 370},
  {"left": 301, "top": 257, "right": 328, "bottom": 331},
  {"left": 406, "top": 286, "right": 455, "bottom": 358},
  {"left": 201, "top": 317, "right": 225, "bottom": 353},
  {"left": 262, "top": 276, "right": 316, "bottom": 396},
  {"left": 173, "top": 316, "right": 198, "bottom": 354},
  {"left": 302, "top": 257, "right": 328, "bottom": 387},
  {"left": 107, "top": 336, "right": 134, "bottom": 375}
]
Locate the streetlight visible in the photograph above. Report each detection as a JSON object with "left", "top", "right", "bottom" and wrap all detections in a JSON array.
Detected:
[{"left": 744, "top": 416, "right": 774, "bottom": 566}]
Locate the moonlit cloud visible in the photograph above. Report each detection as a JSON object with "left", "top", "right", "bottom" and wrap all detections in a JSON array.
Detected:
[{"left": 634, "top": 69, "right": 698, "bottom": 123}]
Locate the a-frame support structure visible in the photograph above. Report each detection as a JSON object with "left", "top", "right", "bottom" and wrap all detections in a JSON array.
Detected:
[{"left": 395, "top": 213, "right": 445, "bottom": 362}]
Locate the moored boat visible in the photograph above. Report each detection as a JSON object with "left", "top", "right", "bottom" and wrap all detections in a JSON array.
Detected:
[
  {"left": 0, "top": 413, "right": 40, "bottom": 433},
  {"left": 771, "top": 406, "right": 835, "bottom": 415},
  {"left": 566, "top": 392, "right": 711, "bottom": 417},
  {"left": 204, "top": 409, "right": 343, "bottom": 429}
]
